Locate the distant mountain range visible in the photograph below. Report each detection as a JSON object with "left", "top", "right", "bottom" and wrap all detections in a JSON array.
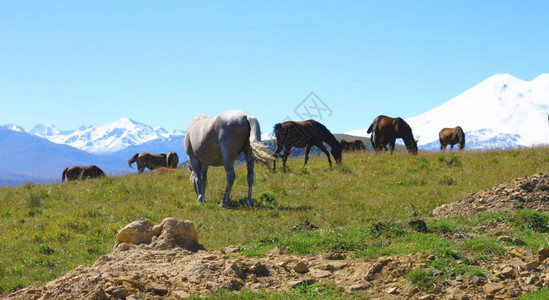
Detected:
[
  {"left": 347, "top": 73, "right": 549, "bottom": 150},
  {"left": 2, "top": 73, "right": 548, "bottom": 186},
  {"left": 1, "top": 119, "right": 187, "bottom": 186}
]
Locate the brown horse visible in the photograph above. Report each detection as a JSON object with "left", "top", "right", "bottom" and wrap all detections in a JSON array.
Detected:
[
  {"left": 128, "top": 152, "right": 167, "bottom": 173},
  {"left": 166, "top": 151, "right": 179, "bottom": 169},
  {"left": 340, "top": 139, "right": 366, "bottom": 151},
  {"left": 62, "top": 165, "right": 106, "bottom": 182},
  {"left": 367, "top": 115, "right": 418, "bottom": 155},
  {"left": 79, "top": 165, "right": 106, "bottom": 180},
  {"left": 273, "top": 120, "right": 342, "bottom": 171},
  {"left": 439, "top": 126, "right": 465, "bottom": 152}
]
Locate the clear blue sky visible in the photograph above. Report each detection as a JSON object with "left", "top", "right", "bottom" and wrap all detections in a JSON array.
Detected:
[{"left": 1, "top": 1, "right": 548, "bottom": 133}]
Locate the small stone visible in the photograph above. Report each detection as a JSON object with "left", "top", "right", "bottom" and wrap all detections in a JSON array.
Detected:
[
  {"left": 523, "top": 259, "right": 539, "bottom": 270},
  {"left": 294, "top": 261, "right": 309, "bottom": 273},
  {"left": 508, "top": 248, "right": 526, "bottom": 259},
  {"left": 222, "top": 245, "right": 241, "bottom": 254},
  {"left": 250, "top": 262, "right": 269, "bottom": 276},
  {"left": 484, "top": 282, "right": 505, "bottom": 295},
  {"left": 311, "top": 269, "right": 331, "bottom": 278},
  {"left": 225, "top": 262, "right": 244, "bottom": 279},
  {"left": 386, "top": 286, "right": 398, "bottom": 294},
  {"left": 95, "top": 288, "right": 108, "bottom": 300},
  {"left": 172, "top": 290, "right": 191, "bottom": 299},
  {"left": 347, "top": 282, "right": 371, "bottom": 291},
  {"left": 499, "top": 266, "right": 514, "bottom": 278},
  {"left": 470, "top": 275, "right": 485, "bottom": 284},
  {"left": 289, "top": 279, "right": 316, "bottom": 288},
  {"left": 524, "top": 275, "right": 539, "bottom": 285},
  {"left": 429, "top": 268, "right": 443, "bottom": 277},
  {"left": 145, "top": 282, "right": 168, "bottom": 296},
  {"left": 268, "top": 246, "right": 287, "bottom": 256},
  {"left": 537, "top": 247, "right": 549, "bottom": 262},
  {"left": 329, "top": 261, "right": 348, "bottom": 270}
]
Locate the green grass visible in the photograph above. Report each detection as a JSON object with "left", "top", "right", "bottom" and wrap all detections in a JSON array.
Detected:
[
  {"left": 1, "top": 148, "right": 549, "bottom": 295},
  {"left": 521, "top": 288, "right": 549, "bottom": 300}
]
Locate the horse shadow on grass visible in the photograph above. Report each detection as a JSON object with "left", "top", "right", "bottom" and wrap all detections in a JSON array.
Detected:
[{"left": 222, "top": 197, "right": 311, "bottom": 211}]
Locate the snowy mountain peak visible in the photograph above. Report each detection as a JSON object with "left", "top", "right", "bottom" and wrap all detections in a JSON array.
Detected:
[
  {"left": 2, "top": 124, "right": 25, "bottom": 132},
  {"left": 109, "top": 117, "right": 142, "bottom": 130},
  {"left": 4, "top": 118, "right": 186, "bottom": 155},
  {"left": 347, "top": 73, "right": 549, "bottom": 150},
  {"left": 28, "top": 123, "right": 62, "bottom": 137}
]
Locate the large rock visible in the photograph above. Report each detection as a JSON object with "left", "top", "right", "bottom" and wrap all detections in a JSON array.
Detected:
[
  {"left": 155, "top": 217, "right": 203, "bottom": 251},
  {"left": 115, "top": 217, "right": 204, "bottom": 252},
  {"left": 115, "top": 218, "right": 162, "bottom": 245}
]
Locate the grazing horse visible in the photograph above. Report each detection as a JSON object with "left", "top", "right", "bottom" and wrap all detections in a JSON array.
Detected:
[
  {"left": 273, "top": 120, "right": 342, "bottom": 171},
  {"left": 439, "top": 126, "right": 465, "bottom": 152},
  {"left": 128, "top": 152, "right": 167, "bottom": 173},
  {"left": 340, "top": 139, "right": 366, "bottom": 152},
  {"left": 62, "top": 165, "right": 106, "bottom": 182},
  {"left": 79, "top": 165, "right": 106, "bottom": 180},
  {"left": 367, "top": 115, "right": 418, "bottom": 155},
  {"left": 167, "top": 151, "right": 179, "bottom": 168},
  {"left": 185, "top": 109, "right": 274, "bottom": 207}
]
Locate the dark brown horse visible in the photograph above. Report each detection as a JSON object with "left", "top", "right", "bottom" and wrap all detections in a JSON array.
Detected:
[
  {"left": 366, "top": 115, "right": 418, "bottom": 155},
  {"left": 79, "top": 165, "right": 106, "bottom": 180},
  {"left": 166, "top": 151, "right": 179, "bottom": 169},
  {"left": 128, "top": 152, "right": 167, "bottom": 173},
  {"left": 273, "top": 120, "right": 342, "bottom": 171},
  {"left": 62, "top": 165, "right": 106, "bottom": 182},
  {"left": 340, "top": 139, "right": 366, "bottom": 151},
  {"left": 439, "top": 126, "right": 465, "bottom": 152}
]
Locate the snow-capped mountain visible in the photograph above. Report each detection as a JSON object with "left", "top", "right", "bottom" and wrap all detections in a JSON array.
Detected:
[
  {"left": 29, "top": 117, "right": 185, "bottom": 154},
  {"left": 0, "top": 127, "right": 129, "bottom": 186},
  {"left": 0, "top": 118, "right": 188, "bottom": 186},
  {"left": 347, "top": 73, "right": 549, "bottom": 150}
]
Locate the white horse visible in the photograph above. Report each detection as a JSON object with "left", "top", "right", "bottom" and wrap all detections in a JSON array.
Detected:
[{"left": 184, "top": 110, "right": 274, "bottom": 207}]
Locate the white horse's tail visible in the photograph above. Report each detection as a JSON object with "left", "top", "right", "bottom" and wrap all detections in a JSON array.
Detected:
[{"left": 246, "top": 115, "right": 274, "bottom": 164}]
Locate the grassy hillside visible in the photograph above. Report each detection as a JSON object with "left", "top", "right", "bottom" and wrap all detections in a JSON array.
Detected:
[{"left": 1, "top": 148, "right": 549, "bottom": 295}]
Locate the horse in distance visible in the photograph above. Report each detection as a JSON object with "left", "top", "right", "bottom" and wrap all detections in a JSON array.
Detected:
[
  {"left": 340, "top": 139, "right": 366, "bottom": 152},
  {"left": 79, "top": 165, "right": 106, "bottom": 180},
  {"left": 167, "top": 151, "right": 179, "bottom": 168},
  {"left": 62, "top": 165, "right": 106, "bottom": 182},
  {"left": 185, "top": 109, "right": 274, "bottom": 207},
  {"left": 62, "top": 166, "right": 84, "bottom": 182},
  {"left": 273, "top": 120, "right": 342, "bottom": 171},
  {"left": 367, "top": 115, "right": 418, "bottom": 155},
  {"left": 128, "top": 152, "right": 167, "bottom": 173},
  {"left": 439, "top": 126, "right": 465, "bottom": 152}
]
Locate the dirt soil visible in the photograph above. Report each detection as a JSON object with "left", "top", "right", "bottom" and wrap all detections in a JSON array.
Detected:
[
  {"left": 432, "top": 172, "right": 549, "bottom": 217},
  {"left": 4, "top": 172, "right": 549, "bottom": 300}
]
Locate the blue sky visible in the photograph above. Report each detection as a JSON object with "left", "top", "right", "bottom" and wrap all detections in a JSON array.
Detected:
[{"left": 1, "top": 1, "right": 548, "bottom": 133}]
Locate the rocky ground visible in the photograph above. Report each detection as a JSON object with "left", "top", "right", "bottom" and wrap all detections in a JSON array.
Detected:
[
  {"left": 432, "top": 172, "right": 549, "bottom": 217},
  {"left": 3, "top": 172, "right": 549, "bottom": 300}
]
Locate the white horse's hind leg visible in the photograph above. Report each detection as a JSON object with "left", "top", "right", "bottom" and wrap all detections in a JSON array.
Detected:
[
  {"left": 190, "top": 157, "right": 206, "bottom": 204},
  {"left": 245, "top": 150, "right": 255, "bottom": 207},
  {"left": 222, "top": 160, "right": 236, "bottom": 207}
]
